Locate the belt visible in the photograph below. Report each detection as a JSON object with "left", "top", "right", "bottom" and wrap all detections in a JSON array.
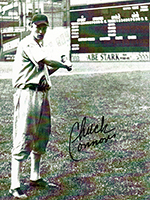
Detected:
[{"left": 23, "top": 84, "right": 50, "bottom": 92}]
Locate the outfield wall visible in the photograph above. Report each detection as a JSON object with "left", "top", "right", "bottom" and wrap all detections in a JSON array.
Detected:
[{"left": 1, "top": 61, "right": 150, "bottom": 79}]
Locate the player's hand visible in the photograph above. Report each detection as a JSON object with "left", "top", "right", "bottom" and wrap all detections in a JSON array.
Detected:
[
  {"left": 61, "top": 55, "right": 72, "bottom": 71},
  {"left": 65, "top": 60, "right": 72, "bottom": 71},
  {"left": 66, "top": 65, "right": 72, "bottom": 71}
]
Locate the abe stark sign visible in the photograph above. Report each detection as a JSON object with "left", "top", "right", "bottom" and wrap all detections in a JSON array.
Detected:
[{"left": 71, "top": 52, "right": 149, "bottom": 62}]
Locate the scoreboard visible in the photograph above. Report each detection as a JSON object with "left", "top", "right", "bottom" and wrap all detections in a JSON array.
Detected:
[{"left": 70, "top": 1, "right": 150, "bottom": 62}]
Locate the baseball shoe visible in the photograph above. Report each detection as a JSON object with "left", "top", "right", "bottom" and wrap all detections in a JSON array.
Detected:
[
  {"left": 30, "top": 178, "right": 59, "bottom": 188},
  {"left": 9, "top": 188, "right": 27, "bottom": 199}
]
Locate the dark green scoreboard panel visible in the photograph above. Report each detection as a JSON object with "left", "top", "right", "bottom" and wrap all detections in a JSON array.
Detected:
[{"left": 70, "top": 1, "right": 150, "bottom": 61}]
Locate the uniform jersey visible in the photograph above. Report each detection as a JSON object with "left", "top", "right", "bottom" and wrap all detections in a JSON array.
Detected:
[{"left": 13, "top": 34, "right": 51, "bottom": 89}]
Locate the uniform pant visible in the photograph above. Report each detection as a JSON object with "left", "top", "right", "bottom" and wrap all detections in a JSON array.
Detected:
[{"left": 12, "top": 88, "right": 51, "bottom": 161}]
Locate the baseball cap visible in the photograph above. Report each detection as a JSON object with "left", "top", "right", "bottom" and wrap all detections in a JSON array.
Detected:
[{"left": 32, "top": 14, "right": 49, "bottom": 26}]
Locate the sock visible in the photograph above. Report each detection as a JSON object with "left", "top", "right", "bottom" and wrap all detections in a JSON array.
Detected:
[
  {"left": 30, "top": 152, "right": 41, "bottom": 181},
  {"left": 10, "top": 157, "right": 21, "bottom": 189}
]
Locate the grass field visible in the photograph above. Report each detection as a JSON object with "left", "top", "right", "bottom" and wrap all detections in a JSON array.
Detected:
[{"left": 0, "top": 70, "right": 150, "bottom": 199}]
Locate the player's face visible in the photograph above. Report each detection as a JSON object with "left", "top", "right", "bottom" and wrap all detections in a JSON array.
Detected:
[{"left": 32, "top": 23, "right": 47, "bottom": 41}]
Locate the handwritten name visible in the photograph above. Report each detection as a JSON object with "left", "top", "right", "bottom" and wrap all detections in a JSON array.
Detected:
[{"left": 69, "top": 116, "right": 116, "bottom": 161}]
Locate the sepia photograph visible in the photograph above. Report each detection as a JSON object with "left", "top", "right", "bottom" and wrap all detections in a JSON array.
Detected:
[{"left": 0, "top": 0, "right": 150, "bottom": 199}]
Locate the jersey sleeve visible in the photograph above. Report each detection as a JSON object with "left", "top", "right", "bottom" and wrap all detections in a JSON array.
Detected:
[{"left": 23, "top": 39, "right": 46, "bottom": 65}]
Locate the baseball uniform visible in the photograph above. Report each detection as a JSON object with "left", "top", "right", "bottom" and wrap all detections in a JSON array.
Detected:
[{"left": 12, "top": 34, "right": 52, "bottom": 161}]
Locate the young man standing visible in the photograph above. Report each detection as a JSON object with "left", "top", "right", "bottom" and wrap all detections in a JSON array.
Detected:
[{"left": 9, "top": 14, "right": 72, "bottom": 198}]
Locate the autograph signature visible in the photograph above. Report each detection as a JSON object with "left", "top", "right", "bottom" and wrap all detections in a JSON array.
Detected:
[{"left": 69, "top": 116, "right": 116, "bottom": 161}]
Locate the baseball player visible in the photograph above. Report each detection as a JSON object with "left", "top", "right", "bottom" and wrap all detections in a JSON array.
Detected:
[{"left": 9, "top": 14, "right": 72, "bottom": 198}]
